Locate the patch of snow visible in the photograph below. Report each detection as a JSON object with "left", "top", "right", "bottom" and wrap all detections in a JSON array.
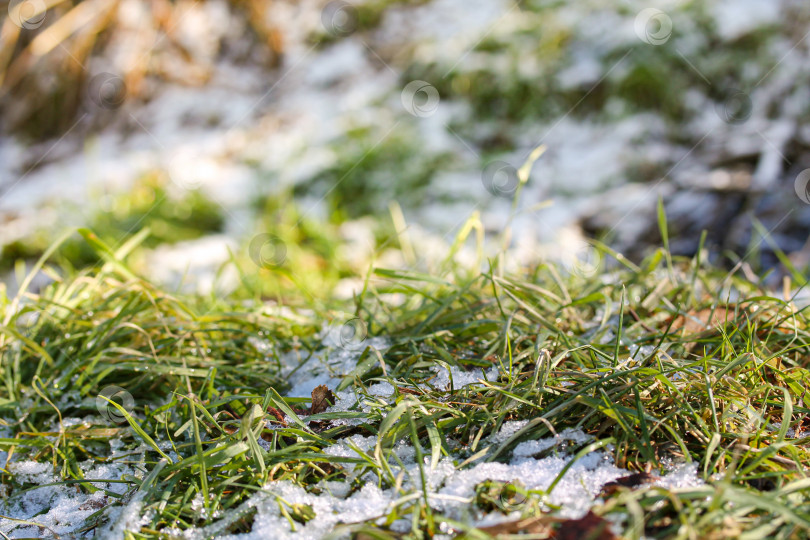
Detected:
[
  {"left": 145, "top": 235, "right": 240, "bottom": 295},
  {"left": 283, "top": 331, "right": 389, "bottom": 399},
  {"left": 376, "top": 0, "right": 512, "bottom": 52},
  {"left": 491, "top": 420, "right": 531, "bottom": 444},
  {"left": 557, "top": 51, "right": 604, "bottom": 90},
  {"left": 366, "top": 381, "right": 396, "bottom": 397},
  {"left": 1, "top": 456, "right": 144, "bottom": 538},
  {"left": 327, "top": 434, "right": 378, "bottom": 459},
  {"left": 512, "top": 428, "right": 594, "bottom": 458},
  {"left": 430, "top": 364, "right": 499, "bottom": 390},
  {"left": 286, "top": 372, "right": 341, "bottom": 400},
  {"left": 711, "top": 0, "right": 780, "bottom": 41},
  {"left": 181, "top": 429, "right": 704, "bottom": 539},
  {"left": 216, "top": 482, "right": 393, "bottom": 540}
]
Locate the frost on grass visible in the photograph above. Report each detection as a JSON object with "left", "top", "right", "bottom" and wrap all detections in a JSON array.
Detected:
[{"left": 184, "top": 428, "right": 702, "bottom": 539}]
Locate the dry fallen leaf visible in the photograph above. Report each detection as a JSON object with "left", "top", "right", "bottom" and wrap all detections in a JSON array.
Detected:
[
  {"left": 310, "top": 385, "right": 336, "bottom": 415},
  {"left": 474, "top": 515, "right": 554, "bottom": 536},
  {"left": 553, "top": 511, "right": 618, "bottom": 540},
  {"left": 266, "top": 406, "right": 286, "bottom": 424},
  {"left": 472, "top": 511, "right": 617, "bottom": 539},
  {"left": 599, "top": 471, "right": 659, "bottom": 497}
]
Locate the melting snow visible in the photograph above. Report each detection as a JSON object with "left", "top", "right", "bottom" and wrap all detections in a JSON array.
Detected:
[
  {"left": 183, "top": 430, "right": 702, "bottom": 539},
  {"left": 284, "top": 335, "right": 390, "bottom": 399}
]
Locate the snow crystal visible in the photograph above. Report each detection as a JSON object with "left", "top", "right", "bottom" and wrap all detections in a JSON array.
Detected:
[
  {"left": 7, "top": 461, "right": 53, "bottom": 484},
  {"left": 0, "top": 458, "right": 144, "bottom": 539},
  {"left": 511, "top": 428, "right": 593, "bottom": 458},
  {"left": 284, "top": 337, "right": 390, "bottom": 399},
  {"left": 429, "top": 364, "right": 499, "bottom": 391},
  {"left": 491, "top": 420, "right": 531, "bottom": 444},
  {"left": 211, "top": 482, "right": 392, "bottom": 540}
]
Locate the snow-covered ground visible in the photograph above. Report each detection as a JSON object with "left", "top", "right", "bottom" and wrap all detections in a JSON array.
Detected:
[
  {"left": 0, "top": 427, "right": 700, "bottom": 539},
  {"left": 0, "top": 436, "right": 147, "bottom": 538},
  {"left": 4, "top": 325, "right": 806, "bottom": 538},
  {"left": 184, "top": 434, "right": 700, "bottom": 540}
]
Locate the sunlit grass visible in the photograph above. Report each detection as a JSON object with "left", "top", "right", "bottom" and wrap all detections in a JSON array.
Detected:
[{"left": 0, "top": 215, "right": 808, "bottom": 538}]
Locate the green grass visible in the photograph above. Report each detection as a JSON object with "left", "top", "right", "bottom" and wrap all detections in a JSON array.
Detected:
[
  {"left": 0, "top": 218, "right": 809, "bottom": 538},
  {"left": 2, "top": 1, "right": 808, "bottom": 536}
]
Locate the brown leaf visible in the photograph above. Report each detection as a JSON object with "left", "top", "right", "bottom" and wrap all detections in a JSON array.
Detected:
[
  {"left": 599, "top": 471, "right": 659, "bottom": 497},
  {"left": 474, "top": 515, "right": 555, "bottom": 536},
  {"left": 553, "top": 511, "right": 617, "bottom": 540},
  {"left": 310, "top": 385, "right": 336, "bottom": 415},
  {"left": 266, "top": 406, "right": 286, "bottom": 424}
]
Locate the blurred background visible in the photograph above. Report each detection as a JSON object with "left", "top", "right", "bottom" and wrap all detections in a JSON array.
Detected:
[{"left": 1, "top": 0, "right": 809, "bottom": 299}]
